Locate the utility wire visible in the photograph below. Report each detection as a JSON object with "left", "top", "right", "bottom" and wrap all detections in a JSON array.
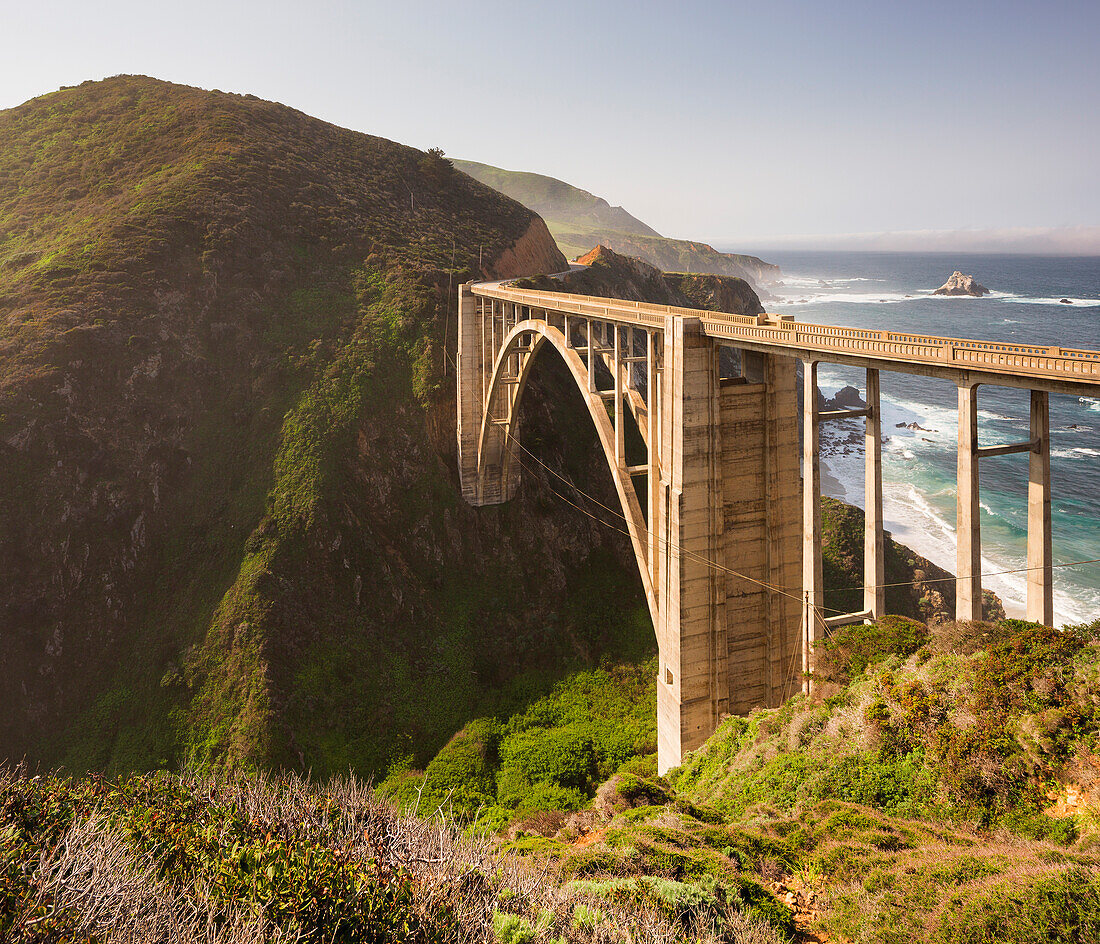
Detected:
[
  {"left": 489, "top": 408, "right": 1100, "bottom": 618},
  {"left": 494, "top": 416, "right": 818, "bottom": 611}
]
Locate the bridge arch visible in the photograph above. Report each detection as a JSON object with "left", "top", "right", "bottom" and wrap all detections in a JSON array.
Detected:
[
  {"left": 456, "top": 282, "right": 805, "bottom": 773},
  {"left": 475, "top": 318, "right": 657, "bottom": 620}
]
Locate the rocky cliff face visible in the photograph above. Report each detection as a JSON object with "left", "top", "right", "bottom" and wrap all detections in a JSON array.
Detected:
[
  {"left": 2, "top": 78, "right": 662, "bottom": 776},
  {"left": 524, "top": 245, "right": 765, "bottom": 317},
  {"left": 452, "top": 160, "right": 780, "bottom": 290},
  {"left": 568, "top": 233, "right": 780, "bottom": 290}
]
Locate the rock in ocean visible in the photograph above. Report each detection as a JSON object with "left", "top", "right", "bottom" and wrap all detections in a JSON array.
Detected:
[{"left": 934, "top": 271, "right": 991, "bottom": 296}]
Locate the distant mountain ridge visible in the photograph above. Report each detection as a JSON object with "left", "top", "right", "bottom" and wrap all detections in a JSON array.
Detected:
[
  {"left": 454, "top": 160, "right": 780, "bottom": 290},
  {"left": 453, "top": 160, "right": 661, "bottom": 243}
]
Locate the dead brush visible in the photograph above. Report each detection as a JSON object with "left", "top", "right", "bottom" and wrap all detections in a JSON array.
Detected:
[
  {"left": 9, "top": 814, "right": 292, "bottom": 944},
  {"left": 3, "top": 766, "right": 785, "bottom": 943}
]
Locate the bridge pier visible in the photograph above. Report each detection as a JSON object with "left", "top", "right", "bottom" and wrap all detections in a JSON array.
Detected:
[
  {"left": 1028, "top": 390, "right": 1053, "bottom": 625},
  {"left": 865, "top": 369, "right": 886, "bottom": 619},
  {"left": 656, "top": 317, "right": 722, "bottom": 771},
  {"left": 801, "top": 360, "right": 824, "bottom": 686},
  {"left": 956, "top": 384, "right": 982, "bottom": 621}
]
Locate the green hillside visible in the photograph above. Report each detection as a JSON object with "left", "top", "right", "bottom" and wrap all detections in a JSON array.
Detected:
[
  {"left": 453, "top": 159, "right": 661, "bottom": 246},
  {"left": 454, "top": 160, "right": 780, "bottom": 287},
  {"left": 0, "top": 77, "right": 675, "bottom": 780}
]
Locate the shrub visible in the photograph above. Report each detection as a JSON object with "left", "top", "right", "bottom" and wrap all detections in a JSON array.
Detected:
[
  {"left": 492, "top": 909, "right": 536, "bottom": 944},
  {"left": 421, "top": 717, "right": 502, "bottom": 813},
  {"left": 498, "top": 726, "right": 598, "bottom": 796},
  {"left": 933, "top": 867, "right": 1100, "bottom": 944},
  {"left": 815, "top": 615, "right": 930, "bottom": 685}
]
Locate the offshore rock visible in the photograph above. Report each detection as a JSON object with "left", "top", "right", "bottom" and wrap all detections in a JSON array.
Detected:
[{"left": 934, "top": 271, "right": 991, "bottom": 296}]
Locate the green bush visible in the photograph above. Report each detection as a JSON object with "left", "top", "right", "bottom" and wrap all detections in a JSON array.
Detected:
[
  {"left": 498, "top": 726, "right": 598, "bottom": 796},
  {"left": 815, "top": 615, "right": 930, "bottom": 685},
  {"left": 421, "top": 718, "right": 502, "bottom": 813},
  {"left": 492, "top": 910, "right": 535, "bottom": 944},
  {"left": 933, "top": 867, "right": 1100, "bottom": 944}
]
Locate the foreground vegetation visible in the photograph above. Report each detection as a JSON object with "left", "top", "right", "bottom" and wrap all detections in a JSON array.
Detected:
[
  {"left": 0, "top": 767, "right": 780, "bottom": 944},
  {"left": 384, "top": 616, "right": 1100, "bottom": 943}
]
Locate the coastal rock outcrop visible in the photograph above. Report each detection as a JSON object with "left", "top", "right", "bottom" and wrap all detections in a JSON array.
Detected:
[
  {"left": 934, "top": 271, "right": 991, "bottom": 297},
  {"left": 828, "top": 385, "right": 868, "bottom": 410}
]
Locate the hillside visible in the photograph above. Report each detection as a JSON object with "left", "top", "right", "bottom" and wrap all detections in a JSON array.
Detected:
[
  {"left": 381, "top": 617, "right": 1100, "bottom": 944},
  {"left": 453, "top": 159, "right": 661, "bottom": 243},
  {"left": 0, "top": 76, "right": 674, "bottom": 778},
  {"left": 454, "top": 160, "right": 780, "bottom": 289},
  {"left": 517, "top": 244, "right": 764, "bottom": 318}
]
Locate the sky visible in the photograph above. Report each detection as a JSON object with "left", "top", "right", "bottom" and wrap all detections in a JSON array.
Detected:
[{"left": 3, "top": 0, "right": 1098, "bottom": 251}]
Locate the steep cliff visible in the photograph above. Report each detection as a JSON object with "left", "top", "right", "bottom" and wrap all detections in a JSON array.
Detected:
[
  {"left": 1, "top": 77, "right": 663, "bottom": 776},
  {"left": 519, "top": 245, "right": 765, "bottom": 317}
]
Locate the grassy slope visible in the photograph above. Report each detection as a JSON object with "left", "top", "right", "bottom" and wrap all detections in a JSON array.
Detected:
[
  {"left": 454, "top": 160, "right": 779, "bottom": 284},
  {"left": 453, "top": 159, "right": 662, "bottom": 246},
  {"left": 450, "top": 617, "right": 1100, "bottom": 944},
  {"left": 2, "top": 77, "right": 672, "bottom": 782}
]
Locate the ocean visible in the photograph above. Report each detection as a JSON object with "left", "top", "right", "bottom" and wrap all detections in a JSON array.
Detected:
[{"left": 723, "top": 250, "right": 1100, "bottom": 626}]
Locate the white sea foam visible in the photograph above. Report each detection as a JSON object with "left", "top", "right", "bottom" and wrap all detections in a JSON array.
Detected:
[
  {"left": 776, "top": 291, "right": 915, "bottom": 306},
  {"left": 1004, "top": 296, "right": 1100, "bottom": 307},
  {"left": 1052, "top": 447, "right": 1100, "bottom": 459},
  {"left": 778, "top": 275, "right": 882, "bottom": 288}
]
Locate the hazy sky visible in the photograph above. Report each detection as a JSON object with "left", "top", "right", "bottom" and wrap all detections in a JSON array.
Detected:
[{"left": 4, "top": 0, "right": 1098, "bottom": 248}]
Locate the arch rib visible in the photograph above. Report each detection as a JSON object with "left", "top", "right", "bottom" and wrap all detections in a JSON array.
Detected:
[{"left": 477, "top": 319, "right": 658, "bottom": 622}]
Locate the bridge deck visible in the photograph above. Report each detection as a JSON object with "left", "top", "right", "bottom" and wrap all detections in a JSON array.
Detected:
[{"left": 472, "top": 284, "right": 1100, "bottom": 395}]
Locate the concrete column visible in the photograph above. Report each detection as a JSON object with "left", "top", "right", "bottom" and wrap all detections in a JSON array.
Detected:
[
  {"left": 764, "top": 354, "right": 802, "bottom": 704},
  {"left": 956, "top": 384, "right": 982, "bottom": 621},
  {"left": 647, "top": 330, "right": 660, "bottom": 591},
  {"left": 614, "top": 324, "right": 625, "bottom": 465},
  {"left": 457, "top": 284, "right": 482, "bottom": 502},
  {"left": 802, "top": 360, "right": 823, "bottom": 688},
  {"left": 490, "top": 299, "right": 497, "bottom": 362},
  {"left": 479, "top": 298, "right": 488, "bottom": 405},
  {"left": 627, "top": 326, "right": 636, "bottom": 389},
  {"left": 1028, "top": 389, "right": 1053, "bottom": 625},
  {"left": 657, "top": 317, "right": 722, "bottom": 775},
  {"left": 587, "top": 319, "right": 596, "bottom": 393},
  {"left": 864, "top": 368, "right": 885, "bottom": 618}
]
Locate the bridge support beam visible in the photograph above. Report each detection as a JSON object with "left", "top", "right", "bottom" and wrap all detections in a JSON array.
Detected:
[
  {"left": 457, "top": 283, "right": 482, "bottom": 503},
  {"left": 956, "top": 383, "right": 982, "bottom": 621},
  {"left": 802, "top": 360, "right": 824, "bottom": 688},
  {"left": 657, "top": 317, "right": 722, "bottom": 774},
  {"left": 647, "top": 330, "right": 660, "bottom": 589},
  {"left": 1028, "top": 389, "right": 1053, "bottom": 625},
  {"left": 864, "top": 368, "right": 886, "bottom": 619}
]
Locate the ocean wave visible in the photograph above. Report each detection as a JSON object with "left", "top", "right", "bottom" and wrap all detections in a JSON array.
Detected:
[
  {"left": 1052, "top": 447, "right": 1100, "bottom": 459},
  {"left": 776, "top": 291, "right": 914, "bottom": 306},
  {"left": 1003, "top": 296, "right": 1100, "bottom": 307},
  {"left": 778, "top": 275, "right": 882, "bottom": 288}
]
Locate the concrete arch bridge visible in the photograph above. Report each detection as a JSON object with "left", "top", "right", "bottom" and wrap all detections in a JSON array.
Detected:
[{"left": 456, "top": 281, "right": 1100, "bottom": 773}]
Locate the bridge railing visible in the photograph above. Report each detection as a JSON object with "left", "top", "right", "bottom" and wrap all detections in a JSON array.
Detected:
[{"left": 471, "top": 283, "right": 1100, "bottom": 386}]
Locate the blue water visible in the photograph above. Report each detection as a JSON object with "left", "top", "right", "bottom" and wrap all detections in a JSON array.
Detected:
[{"left": 731, "top": 251, "right": 1100, "bottom": 625}]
